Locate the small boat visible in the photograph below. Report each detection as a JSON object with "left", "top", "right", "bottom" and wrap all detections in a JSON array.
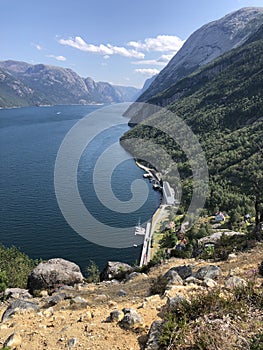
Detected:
[
  {"left": 135, "top": 219, "right": 146, "bottom": 235},
  {"left": 133, "top": 244, "right": 138, "bottom": 248},
  {"left": 56, "top": 111, "right": 61, "bottom": 115}
]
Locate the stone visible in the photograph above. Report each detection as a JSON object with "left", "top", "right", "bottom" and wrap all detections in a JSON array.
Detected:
[
  {"left": 27, "top": 258, "right": 84, "bottom": 293},
  {"left": 4, "top": 332, "right": 22, "bottom": 348},
  {"left": 4, "top": 288, "right": 32, "bottom": 300},
  {"left": 43, "top": 293, "right": 66, "bottom": 308},
  {"left": 125, "top": 272, "right": 139, "bottom": 282},
  {"left": 107, "top": 309, "right": 124, "bottom": 322},
  {"left": 1, "top": 299, "right": 39, "bottom": 322},
  {"left": 228, "top": 253, "right": 237, "bottom": 261},
  {"left": 94, "top": 294, "right": 108, "bottom": 302},
  {"left": 117, "top": 289, "right": 127, "bottom": 297},
  {"left": 203, "top": 278, "right": 217, "bottom": 288},
  {"left": 169, "top": 265, "right": 193, "bottom": 280},
  {"left": 145, "top": 320, "right": 163, "bottom": 350},
  {"left": 119, "top": 308, "right": 143, "bottom": 329},
  {"left": 100, "top": 261, "right": 133, "bottom": 281},
  {"left": 194, "top": 265, "right": 221, "bottom": 280},
  {"left": 184, "top": 276, "right": 202, "bottom": 285},
  {"left": 68, "top": 338, "right": 78, "bottom": 348},
  {"left": 70, "top": 296, "right": 88, "bottom": 310},
  {"left": 225, "top": 276, "right": 247, "bottom": 289},
  {"left": 163, "top": 269, "right": 183, "bottom": 286}
]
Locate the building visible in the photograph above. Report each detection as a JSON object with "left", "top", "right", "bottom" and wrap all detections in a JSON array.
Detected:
[{"left": 162, "top": 181, "right": 175, "bottom": 206}]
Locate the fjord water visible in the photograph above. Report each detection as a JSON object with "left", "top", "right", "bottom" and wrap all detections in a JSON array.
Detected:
[{"left": 0, "top": 105, "right": 161, "bottom": 271}]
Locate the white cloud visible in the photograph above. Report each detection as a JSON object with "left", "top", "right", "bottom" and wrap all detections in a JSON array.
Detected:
[
  {"left": 103, "top": 55, "right": 110, "bottom": 59},
  {"left": 132, "top": 54, "right": 174, "bottom": 66},
  {"left": 135, "top": 68, "right": 160, "bottom": 76},
  {"left": 58, "top": 36, "right": 145, "bottom": 59},
  {"left": 128, "top": 35, "right": 184, "bottom": 53},
  {"left": 47, "top": 54, "right": 66, "bottom": 61}
]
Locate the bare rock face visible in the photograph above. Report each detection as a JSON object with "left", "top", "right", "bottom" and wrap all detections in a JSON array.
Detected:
[
  {"left": 139, "top": 7, "right": 263, "bottom": 102},
  {"left": 27, "top": 258, "right": 84, "bottom": 293}
]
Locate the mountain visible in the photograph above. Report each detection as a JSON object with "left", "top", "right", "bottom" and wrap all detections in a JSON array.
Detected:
[
  {"left": 121, "top": 21, "right": 263, "bottom": 218},
  {"left": 0, "top": 60, "right": 140, "bottom": 108},
  {"left": 134, "top": 7, "right": 263, "bottom": 104}
]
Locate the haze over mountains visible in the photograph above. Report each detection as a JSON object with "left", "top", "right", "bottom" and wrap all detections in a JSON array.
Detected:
[{"left": 0, "top": 61, "right": 140, "bottom": 108}]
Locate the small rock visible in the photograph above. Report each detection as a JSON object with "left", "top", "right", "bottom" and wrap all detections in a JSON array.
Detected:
[
  {"left": 119, "top": 308, "right": 143, "bottom": 329},
  {"left": 44, "top": 293, "right": 66, "bottom": 308},
  {"left": 203, "top": 278, "right": 217, "bottom": 288},
  {"left": 108, "top": 300, "right": 117, "bottom": 308},
  {"left": 107, "top": 309, "right": 124, "bottom": 322},
  {"left": 184, "top": 276, "right": 202, "bottom": 285},
  {"left": 145, "top": 320, "right": 163, "bottom": 350},
  {"left": 117, "top": 289, "right": 127, "bottom": 297},
  {"left": 4, "top": 332, "right": 22, "bottom": 348},
  {"left": 70, "top": 296, "right": 88, "bottom": 309},
  {"left": 68, "top": 337, "right": 78, "bottom": 348},
  {"left": 225, "top": 276, "right": 247, "bottom": 289},
  {"left": 1, "top": 299, "right": 39, "bottom": 322},
  {"left": 125, "top": 272, "right": 139, "bottom": 282},
  {"left": 194, "top": 265, "right": 221, "bottom": 280},
  {"left": 228, "top": 253, "right": 237, "bottom": 261},
  {"left": 94, "top": 294, "right": 108, "bottom": 302},
  {"left": 42, "top": 307, "right": 54, "bottom": 318},
  {"left": 4, "top": 288, "right": 32, "bottom": 300},
  {"left": 40, "top": 290, "right": 49, "bottom": 297}
]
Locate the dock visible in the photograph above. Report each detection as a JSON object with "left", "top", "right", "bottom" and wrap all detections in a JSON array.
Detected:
[{"left": 139, "top": 222, "right": 151, "bottom": 267}]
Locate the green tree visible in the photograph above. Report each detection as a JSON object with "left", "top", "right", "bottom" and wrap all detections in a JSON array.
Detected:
[{"left": 85, "top": 260, "right": 100, "bottom": 283}]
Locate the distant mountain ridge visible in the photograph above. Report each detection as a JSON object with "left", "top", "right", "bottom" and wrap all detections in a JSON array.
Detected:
[
  {"left": 135, "top": 7, "right": 263, "bottom": 104},
  {"left": 0, "top": 60, "right": 140, "bottom": 108}
]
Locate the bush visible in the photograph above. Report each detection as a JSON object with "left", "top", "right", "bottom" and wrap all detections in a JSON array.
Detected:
[
  {"left": 158, "top": 283, "right": 263, "bottom": 349},
  {"left": 0, "top": 245, "right": 38, "bottom": 289},
  {"left": 149, "top": 275, "right": 168, "bottom": 296},
  {"left": 85, "top": 260, "right": 100, "bottom": 283}
]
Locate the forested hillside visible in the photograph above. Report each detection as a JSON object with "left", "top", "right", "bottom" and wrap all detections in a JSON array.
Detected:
[{"left": 121, "top": 26, "right": 263, "bottom": 221}]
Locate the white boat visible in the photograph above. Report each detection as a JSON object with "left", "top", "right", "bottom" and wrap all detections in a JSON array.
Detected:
[{"left": 134, "top": 219, "right": 146, "bottom": 235}]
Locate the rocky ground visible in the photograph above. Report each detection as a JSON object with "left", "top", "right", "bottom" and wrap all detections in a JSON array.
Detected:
[{"left": 0, "top": 243, "right": 262, "bottom": 350}]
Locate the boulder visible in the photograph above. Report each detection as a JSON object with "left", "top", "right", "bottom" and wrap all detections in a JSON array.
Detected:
[
  {"left": 1, "top": 299, "right": 39, "bottom": 322},
  {"left": 100, "top": 261, "right": 132, "bottom": 281},
  {"left": 163, "top": 269, "right": 183, "bottom": 286},
  {"left": 70, "top": 296, "right": 88, "bottom": 310},
  {"left": 194, "top": 265, "right": 221, "bottom": 280},
  {"left": 225, "top": 276, "right": 247, "bottom": 289},
  {"left": 27, "top": 258, "right": 84, "bottom": 293},
  {"left": 43, "top": 293, "right": 67, "bottom": 308},
  {"left": 169, "top": 265, "right": 193, "bottom": 280},
  {"left": 119, "top": 308, "right": 143, "bottom": 329}
]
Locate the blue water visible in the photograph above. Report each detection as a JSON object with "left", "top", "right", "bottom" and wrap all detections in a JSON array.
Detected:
[{"left": 0, "top": 105, "right": 161, "bottom": 271}]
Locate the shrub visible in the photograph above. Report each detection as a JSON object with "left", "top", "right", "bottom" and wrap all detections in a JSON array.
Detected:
[
  {"left": 0, "top": 245, "right": 38, "bottom": 289},
  {"left": 158, "top": 282, "right": 262, "bottom": 349},
  {"left": 85, "top": 260, "right": 100, "bottom": 283},
  {"left": 149, "top": 275, "right": 168, "bottom": 296}
]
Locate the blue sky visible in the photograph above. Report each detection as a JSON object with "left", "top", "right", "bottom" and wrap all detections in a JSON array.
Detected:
[{"left": 1, "top": 0, "right": 263, "bottom": 88}]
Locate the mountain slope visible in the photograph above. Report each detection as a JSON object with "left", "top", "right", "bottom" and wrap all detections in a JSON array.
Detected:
[
  {"left": 0, "top": 60, "right": 140, "bottom": 107},
  {"left": 121, "top": 25, "right": 263, "bottom": 215},
  {"left": 135, "top": 7, "right": 263, "bottom": 103}
]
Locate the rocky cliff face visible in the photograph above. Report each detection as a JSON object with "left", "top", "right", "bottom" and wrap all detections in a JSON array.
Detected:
[
  {"left": 136, "top": 7, "right": 263, "bottom": 103},
  {"left": 0, "top": 60, "right": 140, "bottom": 108}
]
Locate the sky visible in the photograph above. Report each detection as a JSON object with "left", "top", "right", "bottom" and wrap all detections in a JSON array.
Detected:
[{"left": 1, "top": 0, "right": 263, "bottom": 88}]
